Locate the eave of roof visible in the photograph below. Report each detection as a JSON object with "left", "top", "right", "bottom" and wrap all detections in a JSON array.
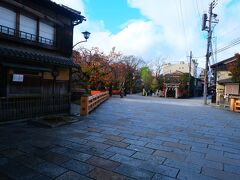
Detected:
[
  {"left": 51, "top": 0, "right": 85, "bottom": 21},
  {"left": 0, "top": 45, "right": 79, "bottom": 68},
  {"left": 211, "top": 56, "right": 236, "bottom": 68},
  {"left": 217, "top": 78, "right": 233, "bottom": 84},
  {"left": 40, "top": 0, "right": 86, "bottom": 22}
]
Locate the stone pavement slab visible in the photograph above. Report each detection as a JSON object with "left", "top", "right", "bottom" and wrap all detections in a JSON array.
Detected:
[
  {"left": 62, "top": 159, "right": 94, "bottom": 175},
  {"left": 87, "top": 167, "right": 127, "bottom": 180},
  {"left": 0, "top": 95, "right": 240, "bottom": 179},
  {"left": 87, "top": 156, "right": 121, "bottom": 171},
  {"left": 114, "top": 164, "right": 154, "bottom": 180},
  {"left": 55, "top": 171, "right": 91, "bottom": 180},
  {"left": 106, "top": 146, "right": 136, "bottom": 156},
  {"left": 33, "top": 162, "right": 67, "bottom": 178}
]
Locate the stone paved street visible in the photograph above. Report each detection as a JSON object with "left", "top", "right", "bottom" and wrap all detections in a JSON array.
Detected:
[{"left": 0, "top": 95, "right": 240, "bottom": 180}]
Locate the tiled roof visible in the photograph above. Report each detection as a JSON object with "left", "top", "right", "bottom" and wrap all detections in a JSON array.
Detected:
[
  {"left": 0, "top": 45, "right": 78, "bottom": 67},
  {"left": 211, "top": 56, "right": 236, "bottom": 68},
  {"left": 48, "top": 0, "right": 86, "bottom": 21},
  {"left": 218, "top": 78, "right": 233, "bottom": 84}
]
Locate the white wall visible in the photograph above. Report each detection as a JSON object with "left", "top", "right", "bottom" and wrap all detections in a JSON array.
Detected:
[{"left": 162, "top": 61, "right": 197, "bottom": 77}]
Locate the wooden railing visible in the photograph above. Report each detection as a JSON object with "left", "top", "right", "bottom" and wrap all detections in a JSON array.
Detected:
[
  {"left": 0, "top": 24, "right": 55, "bottom": 46},
  {"left": 80, "top": 91, "right": 109, "bottom": 116},
  {"left": 0, "top": 95, "right": 70, "bottom": 122}
]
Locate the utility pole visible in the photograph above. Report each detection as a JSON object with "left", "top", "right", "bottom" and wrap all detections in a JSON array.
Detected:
[
  {"left": 188, "top": 51, "right": 192, "bottom": 97},
  {"left": 202, "top": 0, "right": 218, "bottom": 105}
]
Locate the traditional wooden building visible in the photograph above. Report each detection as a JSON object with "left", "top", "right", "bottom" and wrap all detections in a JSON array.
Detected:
[
  {"left": 0, "top": 0, "right": 85, "bottom": 121},
  {"left": 162, "top": 71, "right": 203, "bottom": 98},
  {"left": 163, "top": 71, "right": 183, "bottom": 98},
  {"left": 211, "top": 55, "right": 239, "bottom": 107}
]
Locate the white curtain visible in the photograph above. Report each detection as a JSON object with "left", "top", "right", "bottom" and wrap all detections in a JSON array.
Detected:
[
  {"left": 0, "top": 6, "right": 16, "bottom": 35},
  {"left": 19, "top": 14, "right": 37, "bottom": 40},
  {"left": 39, "top": 21, "right": 55, "bottom": 45}
]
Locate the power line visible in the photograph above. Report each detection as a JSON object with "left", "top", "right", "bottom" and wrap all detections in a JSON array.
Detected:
[
  {"left": 216, "top": 41, "right": 240, "bottom": 54},
  {"left": 195, "top": 0, "right": 202, "bottom": 22},
  {"left": 193, "top": 0, "right": 206, "bottom": 40},
  {"left": 179, "top": 0, "right": 189, "bottom": 56},
  {"left": 215, "top": 37, "right": 240, "bottom": 54},
  {"left": 191, "top": 37, "right": 240, "bottom": 59}
]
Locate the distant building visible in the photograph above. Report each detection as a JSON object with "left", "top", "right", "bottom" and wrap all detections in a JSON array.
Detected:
[
  {"left": 160, "top": 60, "right": 202, "bottom": 98},
  {"left": 161, "top": 71, "right": 203, "bottom": 98},
  {"left": 163, "top": 71, "right": 183, "bottom": 98},
  {"left": 162, "top": 60, "right": 198, "bottom": 78},
  {"left": 199, "top": 69, "right": 205, "bottom": 82},
  {"left": 0, "top": 0, "right": 85, "bottom": 121}
]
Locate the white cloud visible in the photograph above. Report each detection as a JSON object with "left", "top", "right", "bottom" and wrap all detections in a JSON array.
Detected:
[
  {"left": 126, "top": 0, "right": 240, "bottom": 65},
  {"left": 52, "top": 0, "right": 85, "bottom": 14},
  {"left": 52, "top": 0, "right": 240, "bottom": 68},
  {"left": 126, "top": 0, "right": 206, "bottom": 63},
  {"left": 214, "top": 0, "right": 240, "bottom": 61}
]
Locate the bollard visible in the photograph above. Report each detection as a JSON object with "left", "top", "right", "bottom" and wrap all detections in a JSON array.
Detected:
[
  {"left": 80, "top": 94, "right": 89, "bottom": 116},
  {"left": 229, "top": 98, "right": 235, "bottom": 112}
]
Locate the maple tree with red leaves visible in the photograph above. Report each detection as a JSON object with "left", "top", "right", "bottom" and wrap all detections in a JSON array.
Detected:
[
  {"left": 72, "top": 47, "right": 144, "bottom": 93},
  {"left": 227, "top": 53, "right": 240, "bottom": 83}
]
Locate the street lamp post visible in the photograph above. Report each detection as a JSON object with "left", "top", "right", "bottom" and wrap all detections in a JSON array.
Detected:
[
  {"left": 70, "top": 31, "right": 90, "bottom": 114},
  {"left": 72, "top": 31, "right": 91, "bottom": 49}
]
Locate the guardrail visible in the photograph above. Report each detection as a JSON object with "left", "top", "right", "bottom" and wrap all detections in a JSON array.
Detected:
[{"left": 80, "top": 91, "right": 109, "bottom": 116}]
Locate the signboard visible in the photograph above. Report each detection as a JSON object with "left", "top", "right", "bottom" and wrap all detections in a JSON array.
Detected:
[
  {"left": 12, "top": 74, "right": 24, "bottom": 82},
  {"left": 225, "top": 84, "right": 239, "bottom": 95}
]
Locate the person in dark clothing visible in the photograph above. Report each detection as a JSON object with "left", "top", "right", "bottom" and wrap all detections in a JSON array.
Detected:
[
  {"left": 150, "top": 89, "right": 153, "bottom": 96},
  {"left": 124, "top": 87, "right": 127, "bottom": 96},
  {"left": 120, "top": 87, "right": 124, "bottom": 98},
  {"left": 109, "top": 85, "right": 112, "bottom": 97}
]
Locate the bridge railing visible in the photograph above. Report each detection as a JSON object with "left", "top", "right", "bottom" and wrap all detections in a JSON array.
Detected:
[{"left": 80, "top": 91, "right": 109, "bottom": 116}]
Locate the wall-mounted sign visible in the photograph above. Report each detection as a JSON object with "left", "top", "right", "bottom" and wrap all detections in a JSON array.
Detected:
[
  {"left": 225, "top": 84, "right": 239, "bottom": 95},
  {"left": 12, "top": 74, "right": 24, "bottom": 82}
]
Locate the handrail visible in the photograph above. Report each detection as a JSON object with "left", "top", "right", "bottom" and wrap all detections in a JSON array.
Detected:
[
  {"left": 0, "top": 24, "right": 55, "bottom": 46},
  {"left": 80, "top": 91, "right": 109, "bottom": 116}
]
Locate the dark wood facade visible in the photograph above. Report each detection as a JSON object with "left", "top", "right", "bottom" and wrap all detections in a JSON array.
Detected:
[{"left": 0, "top": 0, "right": 85, "bottom": 121}]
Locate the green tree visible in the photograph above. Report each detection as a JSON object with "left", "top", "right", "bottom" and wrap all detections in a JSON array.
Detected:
[
  {"left": 179, "top": 73, "right": 188, "bottom": 96},
  {"left": 151, "top": 78, "right": 159, "bottom": 91},
  {"left": 179, "top": 73, "right": 194, "bottom": 97},
  {"left": 140, "top": 66, "right": 152, "bottom": 90}
]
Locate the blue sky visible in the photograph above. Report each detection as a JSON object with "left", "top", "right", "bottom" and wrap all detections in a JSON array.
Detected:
[
  {"left": 53, "top": 0, "right": 240, "bottom": 69},
  {"left": 84, "top": 0, "right": 145, "bottom": 34}
]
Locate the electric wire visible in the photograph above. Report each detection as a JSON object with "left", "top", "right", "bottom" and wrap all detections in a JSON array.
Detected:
[
  {"left": 179, "top": 0, "right": 189, "bottom": 57},
  {"left": 216, "top": 37, "right": 240, "bottom": 54},
  {"left": 192, "top": 38, "right": 240, "bottom": 59},
  {"left": 195, "top": 0, "right": 202, "bottom": 20}
]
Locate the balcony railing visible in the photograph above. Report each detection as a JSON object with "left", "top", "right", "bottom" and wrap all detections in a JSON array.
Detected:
[{"left": 0, "top": 24, "right": 55, "bottom": 46}]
